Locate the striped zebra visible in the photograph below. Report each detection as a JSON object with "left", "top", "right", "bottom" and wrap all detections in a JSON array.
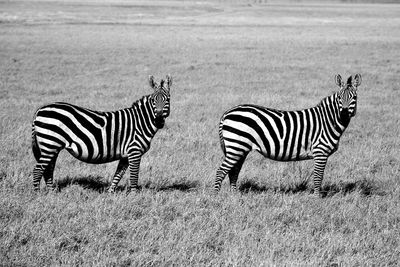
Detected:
[
  {"left": 31, "top": 75, "right": 172, "bottom": 193},
  {"left": 215, "top": 74, "right": 361, "bottom": 196}
]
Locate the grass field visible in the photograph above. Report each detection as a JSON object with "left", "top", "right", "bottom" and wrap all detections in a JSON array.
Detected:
[{"left": 1, "top": 0, "right": 399, "bottom": 265}]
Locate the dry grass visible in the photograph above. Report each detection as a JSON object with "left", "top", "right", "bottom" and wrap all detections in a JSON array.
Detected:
[{"left": 0, "top": 0, "right": 399, "bottom": 265}]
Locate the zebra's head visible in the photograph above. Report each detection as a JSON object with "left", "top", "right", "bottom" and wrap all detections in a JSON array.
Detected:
[
  {"left": 335, "top": 74, "right": 361, "bottom": 123},
  {"left": 148, "top": 75, "right": 172, "bottom": 129}
]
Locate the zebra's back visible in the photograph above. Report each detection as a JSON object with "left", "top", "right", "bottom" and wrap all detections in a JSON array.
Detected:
[
  {"left": 32, "top": 102, "right": 129, "bottom": 163},
  {"left": 220, "top": 104, "right": 318, "bottom": 161}
]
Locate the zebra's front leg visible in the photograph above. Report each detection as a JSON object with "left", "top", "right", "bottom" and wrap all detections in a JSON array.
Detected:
[
  {"left": 126, "top": 151, "right": 143, "bottom": 194},
  {"left": 312, "top": 154, "right": 328, "bottom": 197},
  {"left": 108, "top": 158, "right": 128, "bottom": 193}
]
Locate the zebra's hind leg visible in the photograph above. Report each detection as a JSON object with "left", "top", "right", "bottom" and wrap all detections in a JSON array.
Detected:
[
  {"left": 33, "top": 163, "right": 45, "bottom": 191},
  {"left": 215, "top": 163, "right": 230, "bottom": 192},
  {"left": 43, "top": 153, "right": 59, "bottom": 191},
  {"left": 228, "top": 154, "right": 248, "bottom": 191},
  {"left": 33, "top": 159, "right": 52, "bottom": 191},
  {"left": 215, "top": 155, "right": 244, "bottom": 192},
  {"left": 108, "top": 158, "right": 128, "bottom": 193}
]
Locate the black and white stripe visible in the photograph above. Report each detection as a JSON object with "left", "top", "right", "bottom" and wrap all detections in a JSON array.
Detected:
[
  {"left": 215, "top": 74, "right": 361, "bottom": 196},
  {"left": 32, "top": 75, "right": 172, "bottom": 192}
]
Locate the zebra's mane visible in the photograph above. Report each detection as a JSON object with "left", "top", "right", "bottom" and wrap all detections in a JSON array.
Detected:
[
  {"left": 131, "top": 94, "right": 151, "bottom": 108},
  {"left": 316, "top": 92, "right": 337, "bottom": 108}
]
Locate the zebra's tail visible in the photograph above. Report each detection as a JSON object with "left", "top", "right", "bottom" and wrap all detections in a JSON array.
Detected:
[
  {"left": 218, "top": 112, "right": 227, "bottom": 156},
  {"left": 31, "top": 113, "right": 41, "bottom": 162}
]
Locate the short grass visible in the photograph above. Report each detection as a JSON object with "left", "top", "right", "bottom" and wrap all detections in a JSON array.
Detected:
[{"left": 0, "top": 0, "right": 399, "bottom": 265}]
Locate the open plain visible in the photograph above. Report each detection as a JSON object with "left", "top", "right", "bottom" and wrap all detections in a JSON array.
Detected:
[{"left": 0, "top": 0, "right": 399, "bottom": 265}]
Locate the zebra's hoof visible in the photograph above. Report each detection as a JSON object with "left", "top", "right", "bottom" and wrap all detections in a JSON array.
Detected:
[
  {"left": 313, "top": 192, "right": 323, "bottom": 198},
  {"left": 46, "top": 185, "right": 56, "bottom": 192},
  {"left": 107, "top": 187, "right": 116, "bottom": 193},
  {"left": 126, "top": 187, "right": 139, "bottom": 195}
]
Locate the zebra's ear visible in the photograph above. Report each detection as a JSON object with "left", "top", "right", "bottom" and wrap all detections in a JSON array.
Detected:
[
  {"left": 166, "top": 75, "right": 172, "bottom": 91},
  {"left": 353, "top": 74, "right": 362, "bottom": 88},
  {"left": 149, "top": 75, "right": 157, "bottom": 89},
  {"left": 335, "top": 74, "right": 343, "bottom": 88}
]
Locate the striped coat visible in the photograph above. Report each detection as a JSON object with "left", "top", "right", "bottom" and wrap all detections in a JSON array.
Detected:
[
  {"left": 32, "top": 75, "right": 172, "bottom": 192},
  {"left": 215, "top": 74, "right": 361, "bottom": 196}
]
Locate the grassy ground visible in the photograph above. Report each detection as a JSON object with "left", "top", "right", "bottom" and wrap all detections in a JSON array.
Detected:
[{"left": 0, "top": 0, "right": 399, "bottom": 265}]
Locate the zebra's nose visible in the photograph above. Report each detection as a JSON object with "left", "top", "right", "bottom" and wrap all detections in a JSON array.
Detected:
[
  {"left": 340, "top": 104, "right": 348, "bottom": 111},
  {"left": 155, "top": 110, "right": 163, "bottom": 117}
]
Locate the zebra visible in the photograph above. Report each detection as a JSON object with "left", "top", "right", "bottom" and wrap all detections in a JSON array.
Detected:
[
  {"left": 31, "top": 75, "right": 172, "bottom": 193},
  {"left": 215, "top": 74, "right": 361, "bottom": 196}
]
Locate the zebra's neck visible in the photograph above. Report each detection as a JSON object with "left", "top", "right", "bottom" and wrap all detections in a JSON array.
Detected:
[
  {"left": 316, "top": 93, "right": 349, "bottom": 134},
  {"left": 131, "top": 95, "right": 158, "bottom": 134}
]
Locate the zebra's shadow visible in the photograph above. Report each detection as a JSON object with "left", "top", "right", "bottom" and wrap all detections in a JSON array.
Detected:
[
  {"left": 56, "top": 175, "right": 110, "bottom": 193},
  {"left": 321, "top": 180, "right": 385, "bottom": 197},
  {"left": 238, "top": 179, "right": 383, "bottom": 197},
  {"left": 239, "top": 179, "right": 310, "bottom": 195},
  {"left": 142, "top": 180, "right": 200, "bottom": 192},
  {"left": 56, "top": 176, "right": 199, "bottom": 193}
]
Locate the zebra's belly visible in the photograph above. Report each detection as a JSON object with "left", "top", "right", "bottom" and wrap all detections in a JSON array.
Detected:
[
  {"left": 65, "top": 141, "right": 122, "bottom": 164},
  {"left": 259, "top": 145, "right": 313, "bottom": 161},
  {"left": 297, "top": 148, "right": 314, "bottom": 160}
]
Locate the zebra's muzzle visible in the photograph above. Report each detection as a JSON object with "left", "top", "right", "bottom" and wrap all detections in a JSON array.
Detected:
[
  {"left": 154, "top": 116, "right": 165, "bottom": 129},
  {"left": 339, "top": 108, "right": 351, "bottom": 126}
]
